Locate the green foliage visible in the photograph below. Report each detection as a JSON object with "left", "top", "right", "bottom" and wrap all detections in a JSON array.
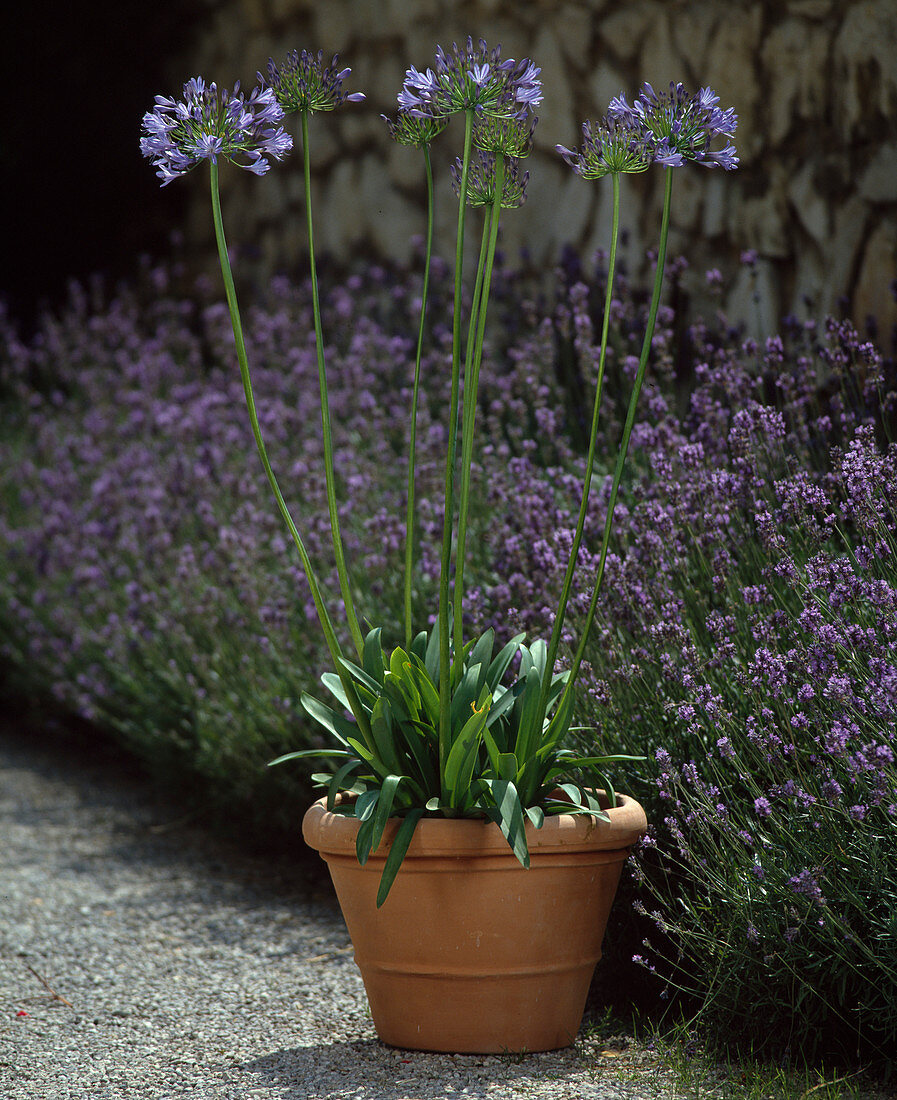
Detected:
[{"left": 271, "top": 622, "right": 637, "bottom": 904}]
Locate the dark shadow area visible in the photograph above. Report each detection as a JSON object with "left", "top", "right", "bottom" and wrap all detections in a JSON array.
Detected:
[{"left": 5, "top": 0, "right": 204, "bottom": 334}]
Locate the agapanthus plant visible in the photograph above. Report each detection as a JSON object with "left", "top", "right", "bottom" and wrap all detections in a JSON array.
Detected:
[{"left": 141, "top": 50, "right": 737, "bottom": 903}]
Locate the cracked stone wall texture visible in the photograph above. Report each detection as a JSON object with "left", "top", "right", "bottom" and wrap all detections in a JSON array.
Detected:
[{"left": 176, "top": 0, "right": 897, "bottom": 337}]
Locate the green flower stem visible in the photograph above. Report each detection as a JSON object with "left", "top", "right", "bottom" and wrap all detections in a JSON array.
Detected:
[
  {"left": 450, "top": 213, "right": 491, "bottom": 663},
  {"left": 453, "top": 155, "right": 504, "bottom": 663},
  {"left": 438, "top": 108, "right": 474, "bottom": 787},
  {"left": 301, "top": 109, "right": 364, "bottom": 660},
  {"left": 209, "top": 161, "right": 370, "bottom": 740},
  {"left": 539, "top": 170, "right": 620, "bottom": 713},
  {"left": 404, "top": 144, "right": 436, "bottom": 652},
  {"left": 551, "top": 165, "right": 675, "bottom": 732}
]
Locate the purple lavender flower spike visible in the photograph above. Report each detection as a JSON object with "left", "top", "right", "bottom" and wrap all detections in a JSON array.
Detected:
[
  {"left": 140, "top": 78, "right": 292, "bottom": 186},
  {"left": 261, "top": 49, "right": 366, "bottom": 114},
  {"left": 609, "top": 80, "right": 739, "bottom": 169}
]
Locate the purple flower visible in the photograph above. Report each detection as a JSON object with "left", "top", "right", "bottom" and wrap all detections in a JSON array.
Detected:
[
  {"left": 609, "top": 81, "right": 738, "bottom": 170},
  {"left": 788, "top": 869, "right": 826, "bottom": 905},
  {"left": 754, "top": 796, "right": 772, "bottom": 818},
  {"left": 140, "top": 78, "right": 292, "bottom": 185},
  {"left": 261, "top": 50, "right": 365, "bottom": 114},
  {"left": 556, "top": 115, "right": 655, "bottom": 178},
  {"left": 399, "top": 38, "right": 540, "bottom": 121}
]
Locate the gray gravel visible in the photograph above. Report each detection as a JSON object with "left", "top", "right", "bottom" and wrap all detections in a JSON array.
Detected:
[{"left": 0, "top": 731, "right": 685, "bottom": 1099}]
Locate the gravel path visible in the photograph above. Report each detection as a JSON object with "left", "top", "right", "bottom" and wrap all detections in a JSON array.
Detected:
[{"left": 0, "top": 730, "right": 686, "bottom": 1099}]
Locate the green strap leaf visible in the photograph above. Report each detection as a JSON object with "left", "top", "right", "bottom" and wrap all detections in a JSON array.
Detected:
[
  {"left": 300, "top": 692, "right": 355, "bottom": 746},
  {"left": 424, "top": 617, "right": 441, "bottom": 684},
  {"left": 513, "top": 665, "right": 545, "bottom": 765},
  {"left": 376, "top": 808, "right": 425, "bottom": 908},
  {"left": 496, "top": 752, "right": 519, "bottom": 782},
  {"left": 320, "top": 672, "right": 351, "bottom": 710},
  {"left": 337, "top": 656, "right": 383, "bottom": 695},
  {"left": 525, "top": 805, "right": 544, "bottom": 829},
  {"left": 468, "top": 629, "right": 495, "bottom": 693},
  {"left": 362, "top": 627, "right": 386, "bottom": 685},
  {"left": 485, "top": 632, "right": 525, "bottom": 693},
  {"left": 485, "top": 679, "right": 525, "bottom": 731},
  {"left": 529, "top": 637, "right": 548, "bottom": 680},
  {"left": 445, "top": 685, "right": 491, "bottom": 808},
  {"left": 543, "top": 677, "right": 576, "bottom": 749},
  {"left": 410, "top": 629, "right": 428, "bottom": 662},
  {"left": 482, "top": 726, "right": 502, "bottom": 774},
  {"left": 326, "top": 758, "right": 364, "bottom": 810},
  {"left": 482, "top": 778, "right": 530, "bottom": 868},
  {"left": 355, "top": 788, "right": 380, "bottom": 821},
  {"left": 406, "top": 654, "right": 440, "bottom": 727},
  {"left": 369, "top": 697, "right": 405, "bottom": 777},
  {"left": 450, "top": 638, "right": 475, "bottom": 691},
  {"left": 346, "top": 737, "right": 392, "bottom": 781},
  {"left": 367, "top": 774, "right": 405, "bottom": 860},
  {"left": 267, "top": 747, "right": 350, "bottom": 767},
  {"left": 449, "top": 660, "right": 483, "bottom": 732},
  {"left": 355, "top": 811, "right": 377, "bottom": 865}
]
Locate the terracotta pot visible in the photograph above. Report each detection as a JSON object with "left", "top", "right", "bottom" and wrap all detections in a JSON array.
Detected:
[{"left": 302, "top": 792, "right": 647, "bottom": 1053}]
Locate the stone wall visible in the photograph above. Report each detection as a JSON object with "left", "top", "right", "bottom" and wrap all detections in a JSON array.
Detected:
[{"left": 176, "top": 0, "right": 897, "bottom": 337}]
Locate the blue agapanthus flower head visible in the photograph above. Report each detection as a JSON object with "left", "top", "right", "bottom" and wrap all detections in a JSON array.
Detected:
[
  {"left": 450, "top": 151, "right": 529, "bottom": 209},
  {"left": 399, "top": 37, "right": 542, "bottom": 121},
  {"left": 140, "top": 77, "right": 292, "bottom": 186},
  {"left": 261, "top": 50, "right": 366, "bottom": 114},
  {"left": 556, "top": 115, "right": 656, "bottom": 178},
  {"left": 610, "top": 81, "right": 739, "bottom": 170}
]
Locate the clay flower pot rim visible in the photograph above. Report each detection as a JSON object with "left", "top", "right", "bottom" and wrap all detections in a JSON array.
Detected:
[{"left": 303, "top": 789, "right": 648, "bottom": 859}]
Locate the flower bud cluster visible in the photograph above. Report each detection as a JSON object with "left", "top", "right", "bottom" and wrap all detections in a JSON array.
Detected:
[
  {"left": 380, "top": 111, "right": 448, "bottom": 150},
  {"left": 556, "top": 116, "right": 655, "bottom": 179},
  {"left": 260, "top": 49, "right": 366, "bottom": 115},
  {"left": 450, "top": 153, "right": 529, "bottom": 209}
]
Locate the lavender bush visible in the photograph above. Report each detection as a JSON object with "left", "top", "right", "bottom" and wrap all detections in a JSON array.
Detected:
[
  {"left": 1, "top": 241, "right": 895, "bottom": 1057},
  {"left": 0, "top": 253, "right": 623, "bottom": 834},
  {"left": 542, "top": 264, "right": 897, "bottom": 1064}
]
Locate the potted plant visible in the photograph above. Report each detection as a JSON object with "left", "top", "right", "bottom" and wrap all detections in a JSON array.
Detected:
[{"left": 141, "top": 43, "right": 737, "bottom": 1051}]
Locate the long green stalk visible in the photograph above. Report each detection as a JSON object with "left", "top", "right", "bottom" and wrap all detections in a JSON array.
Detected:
[
  {"left": 438, "top": 108, "right": 474, "bottom": 786},
  {"left": 300, "top": 109, "right": 364, "bottom": 660},
  {"left": 404, "top": 144, "right": 436, "bottom": 651},
  {"left": 453, "top": 155, "right": 504, "bottom": 661},
  {"left": 209, "top": 161, "right": 370, "bottom": 739},
  {"left": 550, "top": 166, "right": 675, "bottom": 732},
  {"left": 539, "top": 170, "right": 620, "bottom": 713}
]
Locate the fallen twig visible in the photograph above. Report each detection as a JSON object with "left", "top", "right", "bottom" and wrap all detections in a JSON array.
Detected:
[{"left": 26, "top": 965, "right": 73, "bottom": 1008}]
